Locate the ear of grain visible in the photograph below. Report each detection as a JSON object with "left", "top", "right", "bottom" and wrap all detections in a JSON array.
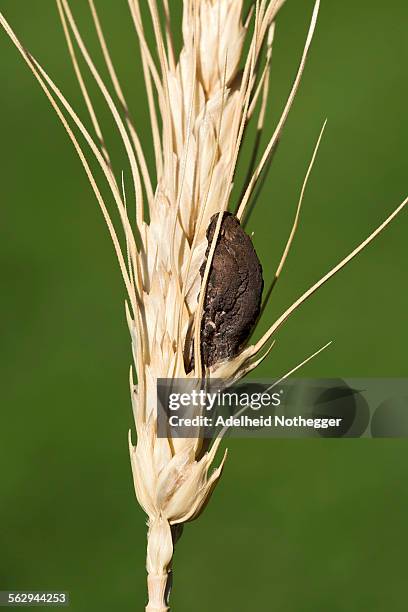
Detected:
[{"left": 1, "top": 1, "right": 407, "bottom": 610}]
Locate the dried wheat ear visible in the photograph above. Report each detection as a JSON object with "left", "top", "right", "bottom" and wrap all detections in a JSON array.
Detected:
[{"left": 1, "top": 1, "right": 406, "bottom": 610}]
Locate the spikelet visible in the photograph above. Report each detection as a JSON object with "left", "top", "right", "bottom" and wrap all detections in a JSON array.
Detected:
[{"left": 1, "top": 1, "right": 407, "bottom": 610}]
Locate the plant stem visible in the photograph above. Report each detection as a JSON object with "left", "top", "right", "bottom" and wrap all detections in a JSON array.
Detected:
[
  {"left": 145, "top": 518, "right": 173, "bottom": 611},
  {"left": 145, "top": 520, "right": 183, "bottom": 610},
  {"left": 146, "top": 574, "right": 170, "bottom": 612}
]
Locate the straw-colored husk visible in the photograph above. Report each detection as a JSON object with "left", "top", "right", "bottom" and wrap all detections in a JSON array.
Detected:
[{"left": 1, "top": 1, "right": 406, "bottom": 610}]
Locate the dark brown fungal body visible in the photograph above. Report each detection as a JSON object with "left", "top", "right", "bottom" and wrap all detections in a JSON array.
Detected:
[{"left": 186, "top": 212, "right": 263, "bottom": 371}]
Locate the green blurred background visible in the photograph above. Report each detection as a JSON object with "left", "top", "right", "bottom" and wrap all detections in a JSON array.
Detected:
[{"left": 1, "top": 1, "right": 407, "bottom": 610}]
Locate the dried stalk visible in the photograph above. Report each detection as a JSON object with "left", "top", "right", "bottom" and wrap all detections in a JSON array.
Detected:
[{"left": 1, "top": 1, "right": 406, "bottom": 610}]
